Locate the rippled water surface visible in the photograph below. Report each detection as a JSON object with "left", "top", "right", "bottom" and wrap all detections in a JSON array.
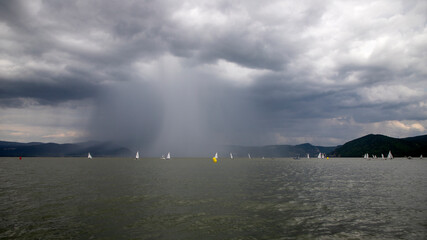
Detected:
[{"left": 1, "top": 157, "right": 426, "bottom": 239}]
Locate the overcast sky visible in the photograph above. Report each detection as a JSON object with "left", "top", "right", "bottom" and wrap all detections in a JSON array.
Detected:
[{"left": 0, "top": 0, "right": 426, "bottom": 155}]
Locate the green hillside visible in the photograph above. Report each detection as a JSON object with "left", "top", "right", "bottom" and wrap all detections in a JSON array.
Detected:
[{"left": 332, "top": 134, "right": 427, "bottom": 157}]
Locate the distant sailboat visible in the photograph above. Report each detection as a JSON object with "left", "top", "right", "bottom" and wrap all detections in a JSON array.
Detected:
[
  {"left": 307, "top": 153, "right": 310, "bottom": 159},
  {"left": 387, "top": 150, "right": 393, "bottom": 160},
  {"left": 317, "top": 153, "right": 322, "bottom": 159},
  {"left": 136, "top": 151, "right": 139, "bottom": 160},
  {"left": 213, "top": 152, "right": 218, "bottom": 163},
  {"left": 88, "top": 153, "right": 92, "bottom": 159},
  {"left": 420, "top": 155, "right": 423, "bottom": 159},
  {"left": 230, "top": 153, "right": 233, "bottom": 159},
  {"left": 161, "top": 155, "right": 166, "bottom": 159},
  {"left": 248, "top": 153, "right": 251, "bottom": 159},
  {"left": 381, "top": 154, "right": 385, "bottom": 159},
  {"left": 166, "top": 152, "right": 171, "bottom": 160}
]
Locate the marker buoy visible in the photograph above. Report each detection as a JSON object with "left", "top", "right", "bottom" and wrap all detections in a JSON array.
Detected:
[
  {"left": 212, "top": 157, "right": 217, "bottom": 163},
  {"left": 19, "top": 156, "right": 22, "bottom": 160}
]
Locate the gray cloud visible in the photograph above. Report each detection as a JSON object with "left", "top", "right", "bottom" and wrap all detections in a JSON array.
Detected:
[{"left": 0, "top": 0, "right": 426, "bottom": 154}]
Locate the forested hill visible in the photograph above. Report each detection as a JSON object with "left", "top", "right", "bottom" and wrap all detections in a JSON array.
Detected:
[
  {"left": 331, "top": 134, "right": 427, "bottom": 157},
  {"left": 1, "top": 133, "right": 426, "bottom": 157}
]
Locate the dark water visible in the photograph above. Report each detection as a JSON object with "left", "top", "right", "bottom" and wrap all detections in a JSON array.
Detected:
[{"left": 1, "top": 157, "right": 426, "bottom": 239}]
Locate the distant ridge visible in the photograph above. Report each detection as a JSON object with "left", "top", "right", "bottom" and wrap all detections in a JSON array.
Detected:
[
  {"left": 0, "top": 141, "right": 131, "bottom": 157},
  {"left": 332, "top": 134, "right": 427, "bottom": 157},
  {"left": 226, "top": 143, "right": 336, "bottom": 158},
  {"left": 1, "top": 133, "right": 426, "bottom": 158}
]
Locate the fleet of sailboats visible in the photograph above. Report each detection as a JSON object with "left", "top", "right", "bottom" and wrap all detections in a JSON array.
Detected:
[
  {"left": 83, "top": 148, "right": 422, "bottom": 161},
  {"left": 363, "top": 151, "right": 393, "bottom": 160}
]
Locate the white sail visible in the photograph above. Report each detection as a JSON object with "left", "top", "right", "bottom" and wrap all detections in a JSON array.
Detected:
[
  {"left": 136, "top": 151, "right": 139, "bottom": 159},
  {"left": 248, "top": 153, "right": 251, "bottom": 159},
  {"left": 230, "top": 153, "right": 233, "bottom": 159},
  {"left": 381, "top": 154, "right": 385, "bottom": 159},
  {"left": 214, "top": 152, "right": 218, "bottom": 159},
  {"left": 317, "top": 153, "right": 322, "bottom": 159},
  {"left": 88, "top": 153, "right": 92, "bottom": 159},
  {"left": 307, "top": 153, "right": 310, "bottom": 159},
  {"left": 387, "top": 150, "right": 393, "bottom": 159},
  {"left": 166, "top": 152, "right": 171, "bottom": 159},
  {"left": 420, "top": 155, "right": 423, "bottom": 159},
  {"left": 322, "top": 153, "right": 325, "bottom": 159}
]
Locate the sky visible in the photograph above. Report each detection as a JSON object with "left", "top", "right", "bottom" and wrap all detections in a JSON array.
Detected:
[{"left": 0, "top": 0, "right": 426, "bottom": 156}]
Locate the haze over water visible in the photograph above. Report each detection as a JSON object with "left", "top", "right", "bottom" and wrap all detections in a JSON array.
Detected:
[{"left": 1, "top": 157, "right": 426, "bottom": 239}]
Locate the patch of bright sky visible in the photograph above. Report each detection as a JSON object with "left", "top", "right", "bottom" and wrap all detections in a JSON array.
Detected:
[
  {"left": 0, "top": 102, "right": 92, "bottom": 143},
  {"left": 357, "top": 85, "right": 423, "bottom": 104},
  {"left": 172, "top": 3, "right": 228, "bottom": 29}
]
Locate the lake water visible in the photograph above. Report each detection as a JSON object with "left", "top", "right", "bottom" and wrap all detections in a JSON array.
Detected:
[{"left": 1, "top": 157, "right": 426, "bottom": 239}]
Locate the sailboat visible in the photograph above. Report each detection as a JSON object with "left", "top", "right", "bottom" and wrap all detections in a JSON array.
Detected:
[
  {"left": 88, "top": 153, "right": 92, "bottom": 159},
  {"left": 381, "top": 154, "right": 385, "bottom": 159},
  {"left": 166, "top": 152, "right": 171, "bottom": 160},
  {"left": 307, "top": 153, "right": 310, "bottom": 159},
  {"left": 161, "top": 155, "right": 166, "bottom": 159},
  {"left": 248, "top": 153, "right": 251, "bottom": 159},
  {"left": 420, "top": 155, "right": 423, "bottom": 159},
  {"left": 213, "top": 152, "right": 218, "bottom": 163},
  {"left": 136, "top": 151, "right": 139, "bottom": 160},
  {"left": 387, "top": 150, "right": 393, "bottom": 160},
  {"left": 317, "top": 153, "right": 322, "bottom": 159},
  {"left": 230, "top": 153, "right": 233, "bottom": 159}
]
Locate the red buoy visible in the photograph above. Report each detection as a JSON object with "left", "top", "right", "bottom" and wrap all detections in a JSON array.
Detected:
[{"left": 19, "top": 156, "right": 22, "bottom": 160}]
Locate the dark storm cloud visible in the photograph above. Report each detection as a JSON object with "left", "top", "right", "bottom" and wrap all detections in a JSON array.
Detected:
[
  {"left": 1, "top": 0, "right": 426, "bottom": 150},
  {"left": 0, "top": 77, "right": 98, "bottom": 107}
]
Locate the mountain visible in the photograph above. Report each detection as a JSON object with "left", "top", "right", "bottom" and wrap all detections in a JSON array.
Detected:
[
  {"left": 0, "top": 141, "right": 132, "bottom": 157},
  {"left": 226, "top": 143, "right": 336, "bottom": 158},
  {"left": 2, "top": 133, "right": 426, "bottom": 158},
  {"left": 332, "top": 134, "right": 427, "bottom": 157}
]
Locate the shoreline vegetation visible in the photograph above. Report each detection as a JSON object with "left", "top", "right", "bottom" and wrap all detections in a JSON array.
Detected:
[{"left": 1, "top": 134, "right": 426, "bottom": 158}]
